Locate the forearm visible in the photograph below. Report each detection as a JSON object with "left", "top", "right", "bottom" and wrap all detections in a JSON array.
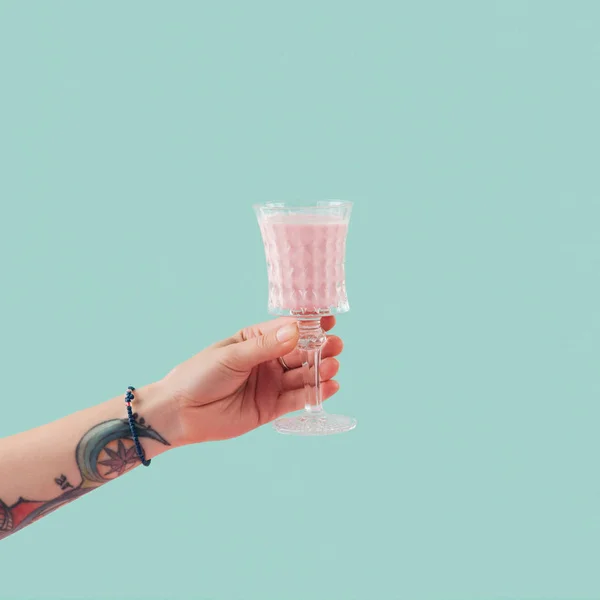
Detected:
[{"left": 0, "top": 383, "right": 179, "bottom": 540}]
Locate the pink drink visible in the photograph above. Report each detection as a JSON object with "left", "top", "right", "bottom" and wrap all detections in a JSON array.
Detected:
[{"left": 258, "top": 214, "right": 349, "bottom": 313}]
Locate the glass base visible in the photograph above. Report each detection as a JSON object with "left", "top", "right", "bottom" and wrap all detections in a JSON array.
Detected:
[
  {"left": 268, "top": 305, "right": 349, "bottom": 318},
  {"left": 273, "top": 412, "right": 357, "bottom": 436}
]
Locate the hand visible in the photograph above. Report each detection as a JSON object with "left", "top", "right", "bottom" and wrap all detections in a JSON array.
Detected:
[{"left": 159, "top": 316, "right": 343, "bottom": 444}]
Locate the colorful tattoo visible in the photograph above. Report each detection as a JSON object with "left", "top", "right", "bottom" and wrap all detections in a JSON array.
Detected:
[{"left": 0, "top": 414, "right": 169, "bottom": 540}]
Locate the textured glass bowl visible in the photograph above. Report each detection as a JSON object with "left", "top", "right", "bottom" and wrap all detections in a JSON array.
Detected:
[{"left": 254, "top": 201, "right": 352, "bottom": 318}]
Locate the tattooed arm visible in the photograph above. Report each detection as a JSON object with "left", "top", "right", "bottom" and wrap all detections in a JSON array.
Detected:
[
  {"left": 0, "top": 386, "right": 174, "bottom": 539},
  {"left": 0, "top": 316, "right": 344, "bottom": 540}
]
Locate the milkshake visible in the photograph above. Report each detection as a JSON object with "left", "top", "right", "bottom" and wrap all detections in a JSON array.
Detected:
[{"left": 258, "top": 214, "right": 350, "bottom": 315}]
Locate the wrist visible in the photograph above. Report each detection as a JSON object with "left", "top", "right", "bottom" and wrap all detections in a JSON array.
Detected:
[{"left": 124, "top": 382, "right": 184, "bottom": 457}]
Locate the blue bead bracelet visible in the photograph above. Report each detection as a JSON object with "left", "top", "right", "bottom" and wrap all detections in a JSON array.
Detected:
[{"left": 124, "top": 386, "right": 151, "bottom": 467}]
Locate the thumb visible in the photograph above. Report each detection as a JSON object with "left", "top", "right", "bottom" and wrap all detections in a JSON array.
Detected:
[{"left": 225, "top": 323, "right": 299, "bottom": 371}]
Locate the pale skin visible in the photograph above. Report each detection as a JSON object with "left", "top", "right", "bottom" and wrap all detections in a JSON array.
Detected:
[{"left": 0, "top": 316, "right": 342, "bottom": 539}]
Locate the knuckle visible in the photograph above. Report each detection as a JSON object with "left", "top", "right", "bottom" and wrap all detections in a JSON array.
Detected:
[
  {"left": 255, "top": 334, "right": 270, "bottom": 350},
  {"left": 236, "top": 328, "right": 250, "bottom": 342}
]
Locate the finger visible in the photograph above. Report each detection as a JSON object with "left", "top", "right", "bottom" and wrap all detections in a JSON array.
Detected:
[
  {"left": 214, "top": 316, "right": 337, "bottom": 350},
  {"left": 281, "top": 357, "right": 340, "bottom": 391},
  {"left": 223, "top": 323, "right": 299, "bottom": 371},
  {"left": 320, "top": 316, "right": 336, "bottom": 333},
  {"left": 210, "top": 318, "right": 295, "bottom": 350},
  {"left": 279, "top": 335, "right": 343, "bottom": 370},
  {"left": 275, "top": 380, "right": 340, "bottom": 418}
]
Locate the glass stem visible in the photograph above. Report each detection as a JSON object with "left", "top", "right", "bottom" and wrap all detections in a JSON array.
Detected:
[{"left": 298, "top": 319, "right": 327, "bottom": 414}]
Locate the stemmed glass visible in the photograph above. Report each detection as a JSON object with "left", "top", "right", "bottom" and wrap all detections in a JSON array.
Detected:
[{"left": 254, "top": 200, "right": 356, "bottom": 435}]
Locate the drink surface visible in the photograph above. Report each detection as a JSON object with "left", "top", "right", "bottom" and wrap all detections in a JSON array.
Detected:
[{"left": 258, "top": 214, "right": 349, "bottom": 313}]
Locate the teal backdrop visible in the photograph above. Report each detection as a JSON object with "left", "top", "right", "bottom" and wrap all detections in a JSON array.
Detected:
[{"left": 1, "top": 1, "right": 599, "bottom": 599}]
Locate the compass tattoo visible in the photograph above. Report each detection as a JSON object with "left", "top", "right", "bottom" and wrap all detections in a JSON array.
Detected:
[{"left": 0, "top": 414, "right": 170, "bottom": 540}]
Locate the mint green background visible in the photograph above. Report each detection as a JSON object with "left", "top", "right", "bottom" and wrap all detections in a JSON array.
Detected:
[{"left": 1, "top": 1, "right": 599, "bottom": 599}]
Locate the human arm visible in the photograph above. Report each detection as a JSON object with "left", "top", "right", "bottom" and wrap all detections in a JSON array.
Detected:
[{"left": 0, "top": 316, "right": 342, "bottom": 539}]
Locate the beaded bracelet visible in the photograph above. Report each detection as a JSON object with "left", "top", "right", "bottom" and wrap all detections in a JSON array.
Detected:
[{"left": 124, "top": 386, "right": 151, "bottom": 467}]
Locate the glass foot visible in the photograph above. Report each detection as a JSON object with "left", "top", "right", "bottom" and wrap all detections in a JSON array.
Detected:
[{"left": 273, "top": 412, "right": 357, "bottom": 436}]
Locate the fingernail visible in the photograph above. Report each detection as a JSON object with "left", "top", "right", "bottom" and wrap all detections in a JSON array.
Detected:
[{"left": 277, "top": 323, "right": 298, "bottom": 342}]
